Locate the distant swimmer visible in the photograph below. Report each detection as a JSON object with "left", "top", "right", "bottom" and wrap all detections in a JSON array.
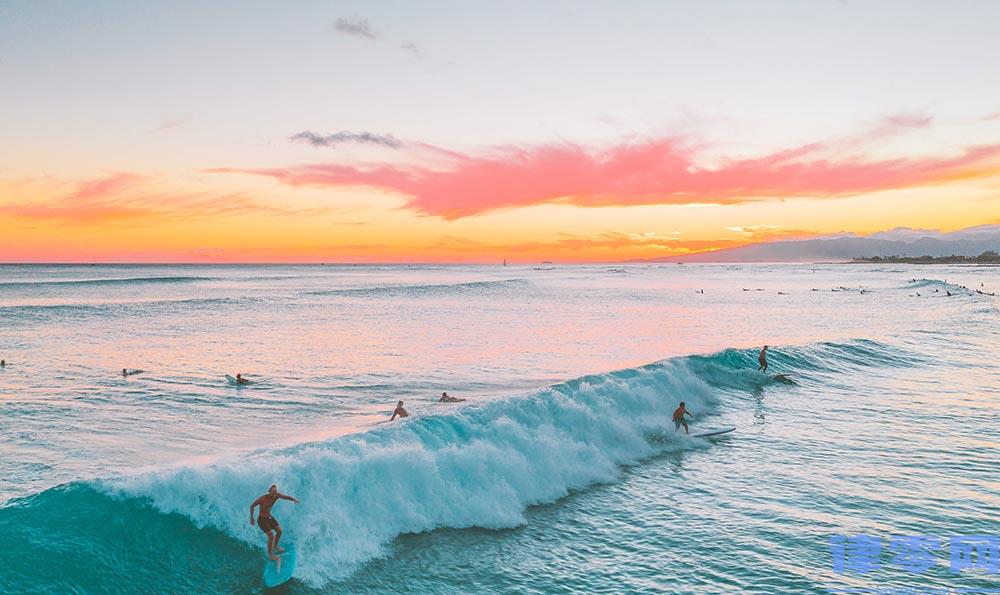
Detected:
[
  {"left": 390, "top": 400, "right": 409, "bottom": 421},
  {"left": 758, "top": 345, "right": 769, "bottom": 373},
  {"left": 1, "top": 359, "right": 5, "bottom": 367},
  {"left": 236, "top": 373, "right": 250, "bottom": 385},
  {"left": 673, "top": 401, "right": 693, "bottom": 434},
  {"left": 122, "top": 368, "right": 144, "bottom": 377},
  {"left": 438, "top": 392, "right": 465, "bottom": 403},
  {"left": 250, "top": 484, "right": 298, "bottom": 562}
]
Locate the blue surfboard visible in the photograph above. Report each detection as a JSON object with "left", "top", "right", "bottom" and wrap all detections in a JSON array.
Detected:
[
  {"left": 693, "top": 426, "right": 736, "bottom": 438},
  {"left": 263, "top": 544, "right": 297, "bottom": 588}
]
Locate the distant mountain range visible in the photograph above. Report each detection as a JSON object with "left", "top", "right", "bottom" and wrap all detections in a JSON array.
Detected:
[{"left": 638, "top": 225, "right": 1000, "bottom": 263}]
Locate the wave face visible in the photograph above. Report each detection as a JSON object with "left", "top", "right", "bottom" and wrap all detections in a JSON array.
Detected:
[{"left": 0, "top": 346, "right": 783, "bottom": 589}]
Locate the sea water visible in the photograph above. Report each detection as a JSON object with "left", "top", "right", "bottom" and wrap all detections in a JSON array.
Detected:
[{"left": 0, "top": 264, "right": 997, "bottom": 593}]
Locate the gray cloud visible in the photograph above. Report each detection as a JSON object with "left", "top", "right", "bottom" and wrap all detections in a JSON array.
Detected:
[
  {"left": 333, "top": 17, "right": 377, "bottom": 40},
  {"left": 291, "top": 130, "right": 403, "bottom": 149}
]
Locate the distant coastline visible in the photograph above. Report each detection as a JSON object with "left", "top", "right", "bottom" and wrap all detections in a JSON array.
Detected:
[{"left": 849, "top": 251, "right": 1000, "bottom": 265}]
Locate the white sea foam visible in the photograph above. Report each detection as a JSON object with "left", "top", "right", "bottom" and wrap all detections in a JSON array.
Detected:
[{"left": 108, "top": 357, "right": 721, "bottom": 585}]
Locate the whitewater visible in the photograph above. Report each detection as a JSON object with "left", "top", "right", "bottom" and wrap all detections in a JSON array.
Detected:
[{"left": 0, "top": 263, "right": 997, "bottom": 593}]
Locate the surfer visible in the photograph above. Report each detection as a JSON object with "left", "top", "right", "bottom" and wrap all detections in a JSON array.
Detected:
[
  {"left": 390, "top": 400, "right": 409, "bottom": 421},
  {"left": 758, "top": 345, "right": 769, "bottom": 373},
  {"left": 250, "top": 484, "right": 299, "bottom": 561},
  {"left": 236, "top": 373, "right": 249, "bottom": 385},
  {"left": 673, "top": 401, "right": 693, "bottom": 434},
  {"left": 438, "top": 392, "right": 465, "bottom": 403}
]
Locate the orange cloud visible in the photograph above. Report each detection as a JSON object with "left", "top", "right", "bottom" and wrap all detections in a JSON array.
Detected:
[
  {"left": 211, "top": 137, "right": 1000, "bottom": 220},
  {"left": 0, "top": 172, "right": 314, "bottom": 225}
]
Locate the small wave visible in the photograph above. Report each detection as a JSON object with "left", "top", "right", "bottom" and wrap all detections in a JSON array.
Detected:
[
  {"left": 305, "top": 278, "right": 530, "bottom": 298},
  {"left": 0, "top": 296, "right": 253, "bottom": 321},
  {"left": 904, "top": 278, "right": 964, "bottom": 291},
  {"left": 0, "top": 276, "right": 215, "bottom": 290}
]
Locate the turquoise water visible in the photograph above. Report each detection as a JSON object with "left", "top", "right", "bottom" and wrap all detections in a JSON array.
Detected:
[{"left": 0, "top": 264, "right": 997, "bottom": 593}]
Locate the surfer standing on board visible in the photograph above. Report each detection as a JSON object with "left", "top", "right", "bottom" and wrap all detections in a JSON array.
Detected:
[
  {"left": 250, "top": 484, "right": 298, "bottom": 561},
  {"left": 758, "top": 345, "right": 769, "bottom": 373},
  {"left": 673, "top": 401, "right": 693, "bottom": 434}
]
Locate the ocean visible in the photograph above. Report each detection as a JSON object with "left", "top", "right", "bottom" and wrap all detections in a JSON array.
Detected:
[{"left": 0, "top": 263, "right": 997, "bottom": 594}]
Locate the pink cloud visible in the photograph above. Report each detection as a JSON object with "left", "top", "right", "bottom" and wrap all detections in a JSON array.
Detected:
[
  {"left": 210, "top": 137, "right": 1000, "bottom": 220},
  {"left": 880, "top": 114, "right": 933, "bottom": 130}
]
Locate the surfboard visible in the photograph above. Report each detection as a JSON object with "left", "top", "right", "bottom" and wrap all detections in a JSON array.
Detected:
[
  {"left": 263, "top": 544, "right": 297, "bottom": 588},
  {"left": 693, "top": 427, "right": 736, "bottom": 438},
  {"left": 224, "top": 374, "right": 239, "bottom": 385}
]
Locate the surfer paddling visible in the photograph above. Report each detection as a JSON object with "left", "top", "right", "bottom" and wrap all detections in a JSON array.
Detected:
[
  {"left": 673, "top": 401, "right": 693, "bottom": 434},
  {"left": 235, "top": 373, "right": 249, "bottom": 385},
  {"left": 438, "top": 391, "right": 465, "bottom": 403},
  {"left": 757, "top": 345, "right": 769, "bottom": 373},
  {"left": 390, "top": 400, "right": 409, "bottom": 421},
  {"left": 250, "top": 484, "right": 298, "bottom": 561}
]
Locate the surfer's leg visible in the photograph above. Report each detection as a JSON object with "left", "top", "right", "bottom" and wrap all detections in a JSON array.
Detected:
[
  {"left": 273, "top": 524, "right": 284, "bottom": 553},
  {"left": 266, "top": 531, "right": 279, "bottom": 561}
]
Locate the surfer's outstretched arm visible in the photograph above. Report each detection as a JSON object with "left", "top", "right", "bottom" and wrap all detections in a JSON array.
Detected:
[{"left": 277, "top": 493, "right": 299, "bottom": 503}]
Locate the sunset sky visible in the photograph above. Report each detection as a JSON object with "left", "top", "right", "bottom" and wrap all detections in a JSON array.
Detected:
[{"left": 2, "top": 0, "right": 999, "bottom": 262}]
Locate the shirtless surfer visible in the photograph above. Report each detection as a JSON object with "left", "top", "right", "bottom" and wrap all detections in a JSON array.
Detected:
[
  {"left": 390, "top": 400, "right": 409, "bottom": 421},
  {"left": 673, "top": 401, "right": 693, "bottom": 434},
  {"left": 757, "top": 345, "right": 769, "bottom": 373},
  {"left": 235, "top": 373, "right": 249, "bottom": 385},
  {"left": 250, "top": 484, "right": 298, "bottom": 561},
  {"left": 438, "top": 391, "right": 465, "bottom": 403}
]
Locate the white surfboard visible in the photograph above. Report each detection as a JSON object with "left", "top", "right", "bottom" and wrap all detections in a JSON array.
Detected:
[{"left": 693, "top": 427, "right": 736, "bottom": 438}]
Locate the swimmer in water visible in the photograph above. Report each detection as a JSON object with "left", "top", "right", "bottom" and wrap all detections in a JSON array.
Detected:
[
  {"left": 390, "top": 400, "right": 409, "bottom": 421},
  {"left": 236, "top": 373, "right": 250, "bottom": 385}
]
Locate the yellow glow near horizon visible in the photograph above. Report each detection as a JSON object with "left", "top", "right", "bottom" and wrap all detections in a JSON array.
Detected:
[{"left": 2, "top": 168, "right": 998, "bottom": 263}]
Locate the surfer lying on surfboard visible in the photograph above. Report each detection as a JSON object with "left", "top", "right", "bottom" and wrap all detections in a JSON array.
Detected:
[
  {"left": 673, "top": 401, "right": 693, "bottom": 434},
  {"left": 250, "top": 484, "right": 298, "bottom": 561}
]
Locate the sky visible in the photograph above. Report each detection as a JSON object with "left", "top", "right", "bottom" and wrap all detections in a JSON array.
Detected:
[{"left": 1, "top": 0, "right": 999, "bottom": 263}]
